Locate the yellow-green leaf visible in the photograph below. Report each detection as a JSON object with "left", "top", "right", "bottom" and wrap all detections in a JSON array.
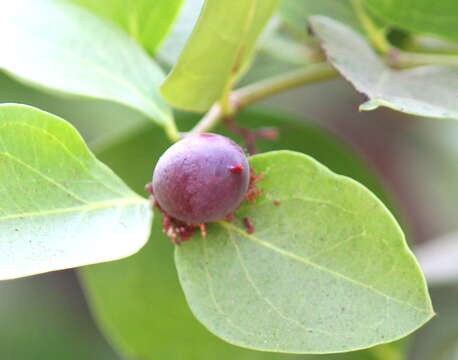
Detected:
[
  {"left": 161, "top": 0, "right": 280, "bottom": 112},
  {"left": 71, "top": 0, "right": 184, "bottom": 54},
  {"left": 0, "top": 104, "right": 152, "bottom": 280}
]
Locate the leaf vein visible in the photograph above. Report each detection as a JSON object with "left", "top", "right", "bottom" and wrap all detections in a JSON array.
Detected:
[
  {"left": 0, "top": 151, "right": 88, "bottom": 204},
  {"left": 0, "top": 196, "right": 145, "bottom": 221},
  {"left": 227, "top": 229, "right": 339, "bottom": 339},
  {"left": 201, "top": 236, "right": 257, "bottom": 337},
  {"left": 0, "top": 122, "right": 127, "bottom": 198},
  {"left": 218, "top": 221, "right": 429, "bottom": 314}
]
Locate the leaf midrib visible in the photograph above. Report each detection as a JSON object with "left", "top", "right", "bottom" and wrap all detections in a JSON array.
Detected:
[
  {"left": 0, "top": 196, "right": 146, "bottom": 221},
  {"left": 226, "top": 229, "right": 338, "bottom": 338},
  {"left": 0, "top": 122, "right": 127, "bottom": 198},
  {"left": 218, "top": 220, "right": 431, "bottom": 314}
]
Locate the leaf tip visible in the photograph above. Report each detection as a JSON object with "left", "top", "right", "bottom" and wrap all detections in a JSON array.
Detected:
[{"left": 359, "top": 99, "right": 380, "bottom": 111}]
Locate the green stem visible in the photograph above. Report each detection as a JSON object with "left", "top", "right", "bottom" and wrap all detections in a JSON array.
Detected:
[
  {"left": 388, "top": 48, "right": 458, "bottom": 68},
  {"left": 261, "top": 35, "right": 325, "bottom": 64},
  {"left": 219, "top": 74, "right": 236, "bottom": 117},
  {"left": 190, "top": 63, "right": 337, "bottom": 134},
  {"left": 351, "top": 0, "right": 391, "bottom": 54},
  {"left": 235, "top": 63, "right": 337, "bottom": 107},
  {"left": 409, "top": 35, "right": 458, "bottom": 54},
  {"left": 190, "top": 102, "right": 224, "bottom": 135},
  {"left": 164, "top": 121, "right": 181, "bottom": 143}
]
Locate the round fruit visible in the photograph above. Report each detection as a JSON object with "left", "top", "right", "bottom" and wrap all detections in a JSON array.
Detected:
[{"left": 152, "top": 133, "right": 250, "bottom": 224}]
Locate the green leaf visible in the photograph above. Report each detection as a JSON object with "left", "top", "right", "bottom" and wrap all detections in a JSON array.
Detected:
[
  {"left": 309, "top": 16, "right": 458, "bottom": 120},
  {"left": 160, "top": 0, "right": 280, "bottom": 112},
  {"left": 175, "top": 150, "right": 433, "bottom": 353},
  {"left": 157, "top": 0, "right": 204, "bottom": 66},
  {"left": 80, "top": 107, "right": 408, "bottom": 359},
  {"left": 363, "top": 0, "right": 458, "bottom": 42},
  {"left": 279, "top": 0, "right": 360, "bottom": 33},
  {"left": 71, "top": 0, "right": 184, "bottom": 54},
  {"left": 0, "top": 104, "right": 152, "bottom": 280},
  {"left": 0, "top": 0, "right": 177, "bottom": 138}
]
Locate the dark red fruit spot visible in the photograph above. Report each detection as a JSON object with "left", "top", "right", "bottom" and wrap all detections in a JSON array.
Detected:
[
  {"left": 162, "top": 213, "right": 195, "bottom": 245},
  {"left": 229, "top": 163, "right": 244, "bottom": 173},
  {"left": 243, "top": 217, "right": 255, "bottom": 234},
  {"left": 224, "top": 213, "right": 235, "bottom": 222},
  {"left": 245, "top": 168, "right": 263, "bottom": 203}
]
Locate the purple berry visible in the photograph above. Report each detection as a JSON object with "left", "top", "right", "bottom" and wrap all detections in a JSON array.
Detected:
[{"left": 152, "top": 133, "right": 250, "bottom": 224}]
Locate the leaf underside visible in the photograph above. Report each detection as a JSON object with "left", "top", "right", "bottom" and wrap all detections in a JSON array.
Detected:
[
  {"left": 175, "top": 151, "right": 433, "bottom": 353},
  {"left": 0, "top": 0, "right": 174, "bottom": 130},
  {"left": 309, "top": 16, "right": 458, "bottom": 121},
  {"left": 0, "top": 104, "right": 152, "bottom": 280}
]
